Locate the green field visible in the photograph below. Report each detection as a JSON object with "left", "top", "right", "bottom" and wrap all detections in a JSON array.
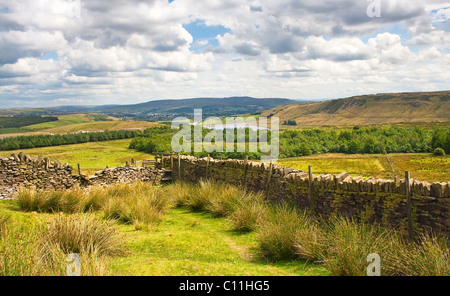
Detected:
[
  {"left": 1, "top": 138, "right": 448, "bottom": 182},
  {"left": 111, "top": 208, "right": 327, "bottom": 276},
  {"left": 0, "top": 198, "right": 328, "bottom": 276},
  {"left": 278, "top": 153, "right": 450, "bottom": 182},
  {"left": 0, "top": 114, "right": 160, "bottom": 139},
  {"left": 26, "top": 114, "right": 93, "bottom": 130},
  {"left": 0, "top": 139, "right": 154, "bottom": 175}
]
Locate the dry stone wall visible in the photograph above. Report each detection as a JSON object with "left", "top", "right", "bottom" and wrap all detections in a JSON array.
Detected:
[
  {"left": 0, "top": 152, "right": 77, "bottom": 195},
  {"left": 0, "top": 152, "right": 166, "bottom": 198},
  {"left": 171, "top": 155, "right": 450, "bottom": 236}
]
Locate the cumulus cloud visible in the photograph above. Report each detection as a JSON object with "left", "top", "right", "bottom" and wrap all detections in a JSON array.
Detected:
[{"left": 0, "top": 0, "right": 449, "bottom": 107}]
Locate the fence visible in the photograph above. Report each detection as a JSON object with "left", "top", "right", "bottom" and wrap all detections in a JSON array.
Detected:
[{"left": 164, "top": 154, "right": 450, "bottom": 238}]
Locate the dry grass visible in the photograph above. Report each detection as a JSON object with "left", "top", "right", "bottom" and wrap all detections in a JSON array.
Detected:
[
  {"left": 17, "top": 182, "right": 172, "bottom": 231},
  {"left": 46, "top": 213, "right": 126, "bottom": 257},
  {"left": 291, "top": 216, "right": 450, "bottom": 276},
  {"left": 0, "top": 214, "right": 119, "bottom": 276},
  {"left": 257, "top": 205, "right": 317, "bottom": 261}
]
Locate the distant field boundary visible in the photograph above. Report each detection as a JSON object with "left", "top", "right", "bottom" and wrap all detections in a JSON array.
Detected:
[{"left": 168, "top": 155, "right": 450, "bottom": 237}]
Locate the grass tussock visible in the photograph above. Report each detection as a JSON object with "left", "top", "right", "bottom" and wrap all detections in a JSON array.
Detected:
[
  {"left": 17, "top": 182, "right": 172, "bottom": 230},
  {"left": 257, "top": 205, "right": 317, "bottom": 261},
  {"left": 167, "top": 180, "right": 267, "bottom": 232},
  {"left": 17, "top": 188, "right": 86, "bottom": 213},
  {"left": 228, "top": 193, "right": 267, "bottom": 233},
  {"left": 292, "top": 216, "right": 450, "bottom": 276},
  {"left": 0, "top": 214, "right": 122, "bottom": 276},
  {"left": 46, "top": 213, "right": 126, "bottom": 257}
]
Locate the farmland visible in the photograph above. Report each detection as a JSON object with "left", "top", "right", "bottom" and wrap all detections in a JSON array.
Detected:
[
  {"left": 1, "top": 137, "right": 448, "bottom": 182},
  {"left": 0, "top": 114, "right": 160, "bottom": 138},
  {"left": 0, "top": 139, "right": 154, "bottom": 175},
  {"left": 277, "top": 153, "right": 450, "bottom": 182}
]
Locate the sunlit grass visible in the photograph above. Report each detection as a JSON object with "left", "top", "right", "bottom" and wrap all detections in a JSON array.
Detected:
[{"left": 278, "top": 153, "right": 450, "bottom": 182}]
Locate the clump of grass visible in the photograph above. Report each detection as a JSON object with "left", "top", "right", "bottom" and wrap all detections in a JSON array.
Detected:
[
  {"left": 162, "top": 181, "right": 196, "bottom": 207},
  {"left": 17, "top": 187, "right": 85, "bottom": 213},
  {"left": 312, "top": 217, "right": 450, "bottom": 276},
  {"left": 184, "top": 180, "right": 216, "bottom": 211},
  {"left": 228, "top": 193, "right": 268, "bottom": 233},
  {"left": 0, "top": 216, "right": 114, "bottom": 276},
  {"left": 16, "top": 182, "right": 173, "bottom": 231},
  {"left": 381, "top": 233, "right": 450, "bottom": 276},
  {"left": 294, "top": 222, "right": 327, "bottom": 263},
  {"left": 171, "top": 181, "right": 269, "bottom": 233},
  {"left": 46, "top": 213, "right": 126, "bottom": 257},
  {"left": 101, "top": 182, "right": 172, "bottom": 230},
  {"left": 257, "top": 205, "right": 316, "bottom": 261},
  {"left": 80, "top": 186, "right": 109, "bottom": 212},
  {"left": 322, "top": 217, "right": 394, "bottom": 276},
  {"left": 206, "top": 183, "right": 242, "bottom": 217},
  {"left": 407, "top": 234, "right": 450, "bottom": 276},
  {"left": 0, "top": 215, "right": 9, "bottom": 235}
]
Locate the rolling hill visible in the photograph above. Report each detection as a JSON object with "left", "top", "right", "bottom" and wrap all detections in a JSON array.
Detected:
[
  {"left": 46, "top": 97, "right": 297, "bottom": 119},
  {"left": 263, "top": 91, "right": 450, "bottom": 127}
]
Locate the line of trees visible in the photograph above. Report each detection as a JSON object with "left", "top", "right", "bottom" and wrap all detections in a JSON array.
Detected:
[
  {"left": 0, "top": 130, "right": 141, "bottom": 151},
  {"left": 0, "top": 116, "right": 58, "bottom": 129},
  {"left": 130, "top": 126, "right": 450, "bottom": 159},
  {"left": 279, "top": 126, "right": 450, "bottom": 158},
  {"left": 129, "top": 126, "right": 267, "bottom": 160}
]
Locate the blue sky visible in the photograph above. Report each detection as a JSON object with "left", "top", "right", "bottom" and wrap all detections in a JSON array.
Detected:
[
  {"left": 183, "top": 20, "right": 231, "bottom": 49},
  {"left": 0, "top": 0, "right": 449, "bottom": 107}
]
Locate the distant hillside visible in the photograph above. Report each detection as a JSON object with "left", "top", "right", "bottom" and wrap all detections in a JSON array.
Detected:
[
  {"left": 263, "top": 91, "right": 450, "bottom": 127},
  {"left": 97, "top": 97, "right": 296, "bottom": 118}
]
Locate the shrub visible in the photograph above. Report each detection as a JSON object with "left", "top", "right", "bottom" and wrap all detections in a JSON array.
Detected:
[{"left": 434, "top": 147, "right": 446, "bottom": 156}]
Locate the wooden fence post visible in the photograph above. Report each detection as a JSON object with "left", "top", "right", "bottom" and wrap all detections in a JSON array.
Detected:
[
  {"left": 77, "top": 163, "right": 81, "bottom": 176},
  {"left": 405, "top": 171, "right": 414, "bottom": 240},
  {"left": 241, "top": 156, "right": 248, "bottom": 189},
  {"left": 206, "top": 154, "right": 210, "bottom": 180},
  {"left": 265, "top": 161, "right": 273, "bottom": 197},
  {"left": 178, "top": 153, "right": 181, "bottom": 181},
  {"left": 170, "top": 154, "right": 174, "bottom": 173},
  {"left": 308, "top": 165, "right": 316, "bottom": 212}
]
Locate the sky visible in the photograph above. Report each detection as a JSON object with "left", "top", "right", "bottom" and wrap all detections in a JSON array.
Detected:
[{"left": 0, "top": 0, "right": 449, "bottom": 108}]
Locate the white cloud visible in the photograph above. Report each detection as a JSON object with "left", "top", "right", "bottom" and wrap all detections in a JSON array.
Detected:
[{"left": 0, "top": 0, "right": 449, "bottom": 107}]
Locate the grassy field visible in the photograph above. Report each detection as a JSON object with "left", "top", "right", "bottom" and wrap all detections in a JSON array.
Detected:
[
  {"left": 111, "top": 208, "right": 327, "bottom": 276},
  {"left": 3, "top": 181, "right": 447, "bottom": 276},
  {"left": 277, "top": 153, "right": 450, "bottom": 182},
  {"left": 0, "top": 114, "right": 160, "bottom": 139},
  {"left": 0, "top": 196, "right": 328, "bottom": 276},
  {"left": 0, "top": 137, "right": 448, "bottom": 181},
  {"left": 0, "top": 139, "right": 154, "bottom": 175},
  {"left": 26, "top": 114, "right": 93, "bottom": 130}
]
